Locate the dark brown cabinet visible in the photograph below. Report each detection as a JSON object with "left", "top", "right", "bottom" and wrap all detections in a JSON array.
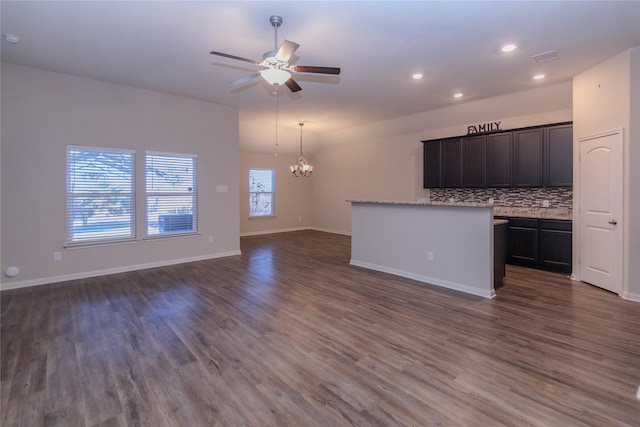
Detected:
[
  {"left": 486, "top": 132, "right": 512, "bottom": 187},
  {"left": 441, "top": 138, "right": 462, "bottom": 188},
  {"left": 423, "top": 141, "right": 441, "bottom": 188},
  {"left": 544, "top": 125, "right": 573, "bottom": 187},
  {"left": 513, "top": 128, "right": 543, "bottom": 187},
  {"left": 502, "top": 217, "right": 572, "bottom": 274},
  {"left": 507, "top": 218, "right": 539, "bottom": 263},
  {"left": 462, "top": 135, "right": 486, "bottom": 187},
  {"left": 422, "top": 122, "right": 572, "bottom": 189},
  {"left": 539, "top": 220, "right": 572, "bottom": 272}
]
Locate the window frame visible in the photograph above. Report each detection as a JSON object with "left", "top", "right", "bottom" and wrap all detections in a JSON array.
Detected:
[
  {"left": 66, "top": 145, "right": 136, "bottom": 247},
  {"left": 248, "top": 168, "right": 275, "bottom": 218},
  {"left": 145, "top": 151, "right": 198, "bottom": 238}
]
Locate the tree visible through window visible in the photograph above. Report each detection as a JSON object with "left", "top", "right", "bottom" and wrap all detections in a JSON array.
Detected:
[
  {"left": 66, "top": 146, "right": 135, "bottom": 244},
  {"left": 249, "top": 169, "right": 274, "bottom": 217},
  {"left": 146, "top": 152, "right": 198, "bottom": 236}
]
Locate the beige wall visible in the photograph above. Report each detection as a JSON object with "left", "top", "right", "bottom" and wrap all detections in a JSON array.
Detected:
[
  {"left": 239, "top": 151, "right": 312, "bottom": 235},
  {"left": 311, "top": 82, "right": 573, "bottom": 234},
  {"left": 573, "top": 46, "right": 640, "bottom": 300},
  {"left": 1, "top": 63, "right": 240, "bottom": 289}
]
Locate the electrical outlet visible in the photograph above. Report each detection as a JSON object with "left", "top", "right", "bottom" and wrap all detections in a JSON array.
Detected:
[
  {"left": 542, "top": 200, "right": 550, "bottom": 208},
  {"left": 53, "top": 252, "right": 61, "bottom": 262},
  {"left": 298, "top": 216, "right": 302, "bottom": 221},
  {"left": 208, "top": 235, "right": 214, "bottom": 243},
  {"left": 427, "top": 251, "right": 434, "bottom": 261}
]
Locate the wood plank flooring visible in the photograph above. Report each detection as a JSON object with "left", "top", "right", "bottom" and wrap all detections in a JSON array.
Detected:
[{"left": 2, "top": 230, "right": 639, "bottom": 426}]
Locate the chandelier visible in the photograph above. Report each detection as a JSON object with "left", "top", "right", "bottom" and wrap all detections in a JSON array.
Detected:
[{"left": 290, "top": 122, "right": 313, "bottom": 177}]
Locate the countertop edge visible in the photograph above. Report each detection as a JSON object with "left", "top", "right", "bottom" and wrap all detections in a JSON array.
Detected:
[{"left": 346, "top": 200, "right": 491, "bottom": 208}]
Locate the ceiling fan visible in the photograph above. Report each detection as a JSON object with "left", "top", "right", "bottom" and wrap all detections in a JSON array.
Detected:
[{"left": 209, "top": 15, "right": 341, "bottom": 93}]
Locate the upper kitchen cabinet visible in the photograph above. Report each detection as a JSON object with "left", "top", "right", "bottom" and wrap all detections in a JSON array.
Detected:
[
  {"left": 462, "top": 135, "right": 486, "bottom": 188},
  {"left": 441, "top": 137, "right": 462, "bottom": 188},
  {"left": 422, "top": 122, "right": 572, "bottom": 189},
  {"left": 423, "top": 140, "right": 441, "bottom": 188},
  {"left": 544, "top": 124, "right": 573, "bottom": 187},
  {"left": 486, "top": 132, "right": 512, "bottom": 187},
  {"left": 513, "top": 128, "right": 544, "bottom": 187}
]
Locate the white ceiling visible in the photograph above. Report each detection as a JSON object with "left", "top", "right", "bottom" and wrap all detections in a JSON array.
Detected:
[{"left": 2, "top": 1, "right": 640, "bottom": 155}]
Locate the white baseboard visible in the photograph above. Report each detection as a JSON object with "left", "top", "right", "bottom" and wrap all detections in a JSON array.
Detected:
[
  {"left": 349, "top": 259, "right": 495, "bottom": 299},
  {"left": 240, "top": 226, "right": 311, "bottom": 237},
  {"left": 0, "top": 250, "right": 242, "bottom": 292},
  {"left": 311, "top": 226, "right": 351, "bottom": 236},
  {"left": 621, "top": 290, "right": 640, "bottom": 302}
]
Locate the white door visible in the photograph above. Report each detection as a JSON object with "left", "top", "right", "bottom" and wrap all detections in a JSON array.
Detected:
[{"left": 578, "top": 129, "right": 623, "bottom": 294}]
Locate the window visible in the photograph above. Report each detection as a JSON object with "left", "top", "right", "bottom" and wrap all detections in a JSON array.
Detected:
[
  {"left": 67, "top": 146, "right": 135, "bottom": 244},
  {"left": 249, "top": 169, "right": 274, "bottom": 217},
  {"left": 146, "top": 152, "right": 197, "bottom": 236}
]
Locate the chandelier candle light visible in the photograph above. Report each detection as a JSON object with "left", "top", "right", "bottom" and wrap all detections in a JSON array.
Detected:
[{"left": 290, "top": 122, "right": 313, "bottom": 177}]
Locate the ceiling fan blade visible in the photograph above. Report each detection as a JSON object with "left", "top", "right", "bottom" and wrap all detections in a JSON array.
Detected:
[
  {"left": 275, "top": 40, "right": 300, "bottom": 62},
  {"left": 292, "top": 65, "right": 341, "bottom": 75},
  {"left": 231, "top": 72, "right": 260, "bottom": 86},
  {"left": 210, "top": 51, "right": 261, "bottom": 66},
  {"left": 285, "top": 78, "right": 302, "bottom": 93}
]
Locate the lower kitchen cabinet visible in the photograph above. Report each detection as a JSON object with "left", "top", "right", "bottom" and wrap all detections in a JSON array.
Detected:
[
  {"left": 539, "top": 220, "right": 572, "bottom": 272},
  {"left": 501, "top": 217, "right": 572, "bottom": 274}
]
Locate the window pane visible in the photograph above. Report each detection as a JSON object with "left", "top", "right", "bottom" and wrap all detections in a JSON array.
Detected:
[
  {"left": 249, "top": 169, "right": 273, "bottom": 192},
  {"left": 146, "top": 155, "right": 195, "bottom": 193},
  {"left": 146, "top": 153, "right": 198, "bottom": 236},
  {"left": 249, "top": 169, "right": 274, "bottom": 217},
  {"left": 67, "top": 147, "right": 135, "bottom": 244},
  {"left": 249, "top": 193, "right": 273, "bottom": 216}
]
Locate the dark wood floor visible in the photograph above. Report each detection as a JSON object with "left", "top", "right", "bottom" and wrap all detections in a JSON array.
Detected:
[{"left": 2, "top": 230, "right": 639, "bottom": 426}]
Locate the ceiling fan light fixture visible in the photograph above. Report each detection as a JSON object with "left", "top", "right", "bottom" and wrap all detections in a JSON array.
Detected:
[{"left": 260, "top": 68, "right": 291, "bottom": 85}]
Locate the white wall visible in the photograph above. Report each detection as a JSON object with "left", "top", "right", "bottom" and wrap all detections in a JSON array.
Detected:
[
  {"left": 573, "top": 47, "right": 640, "bottom": 300},
  {"left": 1, "top": 63, "right": 240, "bottom": 289},
  {"left": 239, "top": 151, "right": 312, "bottom": 235},
  {"left": 311, "top": 82, "right": 573, "bottom": 234},
  {"left": 350, "top": 202, "right": 494, "bottom": 298}
]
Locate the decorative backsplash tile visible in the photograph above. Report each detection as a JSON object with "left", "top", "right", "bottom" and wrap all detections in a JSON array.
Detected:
[{"left": 430, "top": 188, "right": 573, "bottom": 210}]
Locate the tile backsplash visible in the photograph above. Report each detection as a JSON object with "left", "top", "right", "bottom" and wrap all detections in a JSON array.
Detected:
[{"left": 430, "top": 187, "right": 573, "bottom": 210}]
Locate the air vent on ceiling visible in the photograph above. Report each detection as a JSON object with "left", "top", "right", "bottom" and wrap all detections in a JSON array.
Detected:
[{"left": 532, "top": 50, "right": 558, "bottom": 63}]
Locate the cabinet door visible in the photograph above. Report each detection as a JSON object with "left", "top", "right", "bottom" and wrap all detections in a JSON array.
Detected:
[
  {"left": 463, "top": 135, "right": 486, "bottom": 188},
  {"left": 539, "top": 220, "right": 572, "bottom": 273},
  {"left": 441, "top": 138, "right": 462, "bottom": 188},
  {"left": 423, "top": 141, "right": 441, "bottom": 188},
  {"left": 545, "top": 125, "right": 573, "bottom": 187},
  {"left": 507, "top": 218, "right": 539, "bottom": 264},
  {"left": 486, "top": 132, "right": 512, "bottom": 187},
  {"left": 514, "top": 129, "right": 543, "bottom": 187}
]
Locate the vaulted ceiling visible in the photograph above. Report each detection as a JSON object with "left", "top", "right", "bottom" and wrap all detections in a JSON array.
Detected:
[{"left": 2, "top": 1, "right": 640, "bottom": 154}]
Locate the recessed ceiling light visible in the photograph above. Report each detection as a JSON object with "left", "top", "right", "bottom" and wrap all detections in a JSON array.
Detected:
[
  {"left": 501, "top": 44, "right": 518, "bottom": 52},
  {"left": 412, "top": 73, "right": 424, "bottom": 80},
  {"left": 533, "top": 74, "right": 546, "bottom": 80},
  {"left": 3, "top": 33, "right": 20, "bottom": 44},
  {"left": 453, "top": 93, "right": 464, "bottom": 98}
]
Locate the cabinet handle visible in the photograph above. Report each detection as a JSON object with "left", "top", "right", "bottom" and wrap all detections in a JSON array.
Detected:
[{"left": 608, "top": 219, "right": 618, "bottom": 225}]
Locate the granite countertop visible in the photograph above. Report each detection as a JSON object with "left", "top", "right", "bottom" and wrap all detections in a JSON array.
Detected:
[
  {"left": 347, "top": 199, "right": 492, "bottom": 208},
  {"left": 493, "top": 206, "right": 572, "bottom": 220},
  {"left": 347, "top": 200, "right": 572, "bottom": 220}
]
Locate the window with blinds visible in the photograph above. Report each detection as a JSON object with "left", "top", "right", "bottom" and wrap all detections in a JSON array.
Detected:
[
  {"left": 66, "top": 146, "right": 135, "bottom": 245},
  {"left": 249, "top": 168, "right": 275, "bottom": 217},
  {"left": 146, "top": 152, "right": 198, "bottom": 236}
]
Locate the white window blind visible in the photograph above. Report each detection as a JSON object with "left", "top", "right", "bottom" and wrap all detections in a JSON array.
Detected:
[
  {"left": 67, "top": 146, "right": 135, "bottom": 244},
  {"left": 146, "top": 152, "right": 198, "bottom": 236},
  {"left": 249, "top": 169, "right": 275, "bottom": 217}
]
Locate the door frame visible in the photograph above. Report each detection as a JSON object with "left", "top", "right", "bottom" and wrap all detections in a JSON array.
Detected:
[{"left": 574, "top": 128, "right": 625, "bottom": 296}]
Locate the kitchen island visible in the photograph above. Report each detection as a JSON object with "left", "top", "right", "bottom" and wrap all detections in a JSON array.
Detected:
[{"left": 348, "top": 200, "right": 499, "bottom": 298}]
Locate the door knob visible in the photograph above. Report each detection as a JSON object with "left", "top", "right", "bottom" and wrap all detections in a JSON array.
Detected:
[{"left": 609, "top": 219, "right": 618, "bottom": 225}]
